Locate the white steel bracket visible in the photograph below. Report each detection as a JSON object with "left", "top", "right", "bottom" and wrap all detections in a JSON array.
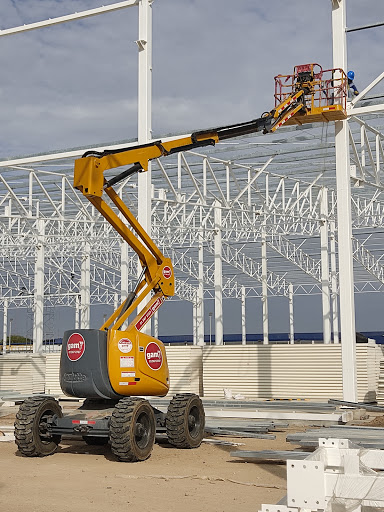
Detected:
[
  {"left": 261, "top": 437, "right": 384, "bottom": 512},
  {"left": 287, "top": 460, "right": 325, "bottom": 509}
]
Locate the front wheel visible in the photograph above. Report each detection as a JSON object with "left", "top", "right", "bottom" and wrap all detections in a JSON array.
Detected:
[
  {"left": 166, "top": 394, "right": 205, "bottom": 449},
  {"left": 14, "top": 396, "right": 62, "bottom": 457},
  {"left": 109, "top": 397, "right": 155, "bottom": 462}
]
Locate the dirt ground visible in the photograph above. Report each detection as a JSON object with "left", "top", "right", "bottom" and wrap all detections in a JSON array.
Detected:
[{"left": 0, "top": 407, "right": 298, "bottom": 512}]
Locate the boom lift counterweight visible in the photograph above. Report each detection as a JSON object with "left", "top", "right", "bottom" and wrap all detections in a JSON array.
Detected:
[{"left": 14, "top": 64, "right": 348, "bottom": 462}]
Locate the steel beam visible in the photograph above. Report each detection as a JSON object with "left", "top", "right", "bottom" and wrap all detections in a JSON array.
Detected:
[
  {"left": 0, "top": 0, "right": 139, "bottom": 37},
  {"left": 137, "top": 0, "right": 152, "bottom": 334},
  {"left": 261, "top": 221, "right": 269, "bottom": 344},
  {"left": 33, "top": 219, "right": 45, "bottom": 353},
  {"left": 320, "top": 187, "right": 331, "bottom": 344},
  {"left": 289, "top": 283, "right": 294, "bottom": 344},
  {"left": 332, "top": 0, "right": 357, "bottom": 401},
  {"left": 214, "top": 201, "right": 223, "bottom": 345},
  {"left": 80, "top": 243, "right": 90, "bottom": 329},
  {"left": 196, "top": 242, "right": 205, "bottom": 346}
]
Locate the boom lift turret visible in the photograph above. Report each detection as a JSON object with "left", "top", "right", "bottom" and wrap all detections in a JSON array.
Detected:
[{"left": 14, "top": 64, "right": 348, "bottom": 462}]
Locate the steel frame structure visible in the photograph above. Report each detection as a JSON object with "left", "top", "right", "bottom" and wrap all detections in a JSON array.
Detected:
[
  {"left": 0, "top": 0, "right": 384, "bottom": 401},
  {"left": 1, "top": 116, "right": 384, "bottom": 340}
]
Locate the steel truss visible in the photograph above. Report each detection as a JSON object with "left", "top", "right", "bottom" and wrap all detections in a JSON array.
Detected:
[{"left": 0, "top": 112, "right": 384, "bottom": 343}]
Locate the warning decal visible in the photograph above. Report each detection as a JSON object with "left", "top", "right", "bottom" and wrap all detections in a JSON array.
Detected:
[
  {"left": 118, "top": 338, "right": 133, "bottom": 353},
  {"left": 120, "top": 356, "right": 135, "bottom": 368},
  {"left": 67, "top": 333, "right": 85, "bottom": 362},
  {"left": 145, "top": 342, "right": 163, "bottom": 371},
  {"left": 135, "top": 296, "right": 164, "bottom": 331},
  {"left": 121, "top": 372, "right": 135, "bottom": 378}
]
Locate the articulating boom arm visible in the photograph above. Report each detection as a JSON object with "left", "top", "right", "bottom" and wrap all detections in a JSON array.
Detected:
[
  {"left": 73, "top": 89, "right": 307, "bottom": 332},
  {"left": 73, "top": 95, "right": 304, "bottom": 199}
]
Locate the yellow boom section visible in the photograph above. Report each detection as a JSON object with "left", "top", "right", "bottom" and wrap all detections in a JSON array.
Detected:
[{"left": 74, "top": 134, "right": 219, "bottom": 198}]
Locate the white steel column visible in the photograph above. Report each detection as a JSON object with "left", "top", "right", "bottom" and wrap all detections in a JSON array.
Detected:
[
  {"left": 196, "top": 242, "right": 205, "bottom": 346},
  {"left": 137, "top": 0, "right": 152, "bottom": 335},
  {"left": 121, "top": 242, "right": 129, "bottom": 302},
  {"left": 241, "top": 285, "right": 246, "bottom": 345},
  {"left": 120, "top": 242, "right": 129, "bottom": 333},
  {"left": 289, "top": 283, "right": 294, "bottom": 344},
  {"left": 330, "top": 219, "right": 340, "bottom": 343},
  {"left": 75, "top": 295, "right": 80, "bottom": 329},
  {"left": 320, "top": 187, "right": 332, "bottom": 344},
  {"left": 80, "top": 243, "right": 91, "bottom": 329},
  {"left": 193, "top": 300, "right": 197, "bottom": 345},
  {"left": 332, "top": 0, "right": 357, "bottom": 401},
  {"left": 261, "top": 221, "right": 269, "bottom": 344},
  {"left": 214, "top": 201, "right": 223, "bottom": 345},
  {"left": 33, "top": 218, "right": 45, "bottom": 353},
  {"left": 3, "top": 299, "right": 8, "bottom": 354}
]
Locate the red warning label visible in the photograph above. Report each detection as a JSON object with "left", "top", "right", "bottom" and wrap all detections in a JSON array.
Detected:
[
  {"left": 162, "top": 266, "right": 172, "bottom": 279},
  {"left": 67, "top": 333, "right": 85, "bottom": 362},
  {"left": 135, "top": 296, "right": 164, "bottom": 331},
  {"left": 145, "top": 342, "right": 163, "bottom": 371}
]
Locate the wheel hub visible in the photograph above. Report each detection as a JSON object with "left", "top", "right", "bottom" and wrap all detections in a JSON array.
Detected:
[
  {"left": 188, "top": 414, "right": 196, "bottom": 429},
  {"left": 135, "top": 423, "right": 146, "bottom": 437}
]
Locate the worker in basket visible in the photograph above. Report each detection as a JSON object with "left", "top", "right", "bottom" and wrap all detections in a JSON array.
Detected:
[{"left": 347, "top": 70, "right": 359, "bottom": 99}]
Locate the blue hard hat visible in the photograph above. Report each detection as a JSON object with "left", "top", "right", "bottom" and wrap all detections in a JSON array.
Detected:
[{"left": 347, "top": 70, "right": 355, "bottom": 80}]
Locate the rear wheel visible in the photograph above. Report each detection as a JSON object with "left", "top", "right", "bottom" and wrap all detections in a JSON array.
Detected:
[
  {"left": 166, "top": 393, "right": 205, "bottom": 448},
  {"left": 14, "top": 396, "right": 62, "bottom": 457},
  {"left": 109, "top": 397, "right": 155, "bottom": 462}
]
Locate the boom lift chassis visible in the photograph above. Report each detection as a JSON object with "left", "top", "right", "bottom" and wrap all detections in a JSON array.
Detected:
[{"left": 14, "top": 64, "right": 348, "bottom": 462}]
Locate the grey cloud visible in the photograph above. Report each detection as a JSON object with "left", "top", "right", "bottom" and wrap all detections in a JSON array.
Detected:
[{"left": 0, "top": 0, "right": 383, "bottom": 158}]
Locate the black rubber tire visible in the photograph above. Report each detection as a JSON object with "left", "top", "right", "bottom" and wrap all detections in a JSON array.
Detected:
[
  {"left": 166, "top": 393, "right": 205, "bottom": 449},
  {"left": 14, "top": 396, "right": 63, "bottom": 457},
  {"left": 109, "top": 397, "right": 155, "bottom": 462},
  {"left": 82, "top": 436, "right": 109, "bottom": 446}
]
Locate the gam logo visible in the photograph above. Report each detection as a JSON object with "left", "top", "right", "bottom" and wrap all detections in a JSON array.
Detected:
[
  {"left": 66, "top": 333, "right": 85, "bottom": 362},
  {"left": 162, "top": 266, "right": 172, "bottom": 279},
  {"left": 145, "top": 342, "right": 163, "bottom": 371}
]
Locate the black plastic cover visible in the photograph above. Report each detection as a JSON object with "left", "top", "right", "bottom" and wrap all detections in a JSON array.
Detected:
[{"left": 60, "top": 329, "right": 121, "bottom": 399}]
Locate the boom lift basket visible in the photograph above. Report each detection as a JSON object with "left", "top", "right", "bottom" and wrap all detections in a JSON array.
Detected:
[{"left": 274, "top": 63, "right": 348, "bottom": 126}]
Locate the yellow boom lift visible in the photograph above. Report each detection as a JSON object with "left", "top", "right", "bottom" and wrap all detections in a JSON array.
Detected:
[{"left": 14, "top": 64, "right": 347, "bottom": 462}]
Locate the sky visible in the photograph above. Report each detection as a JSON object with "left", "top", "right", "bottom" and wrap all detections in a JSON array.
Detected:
[
  {"left": 1, "top": 0, "right": 384, "bottom": 337},
  {"left": 1, "top": 0, "right": 383, "bottom": 159}
]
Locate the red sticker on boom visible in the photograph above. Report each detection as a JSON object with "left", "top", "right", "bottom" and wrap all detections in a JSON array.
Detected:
[
  {"left": 135, "top": 296, "right": 164, "bottom": 331},
  {"left": 67, "top": 333, "right": 85, "bottom": 361},
  {"left": 162, "top": 266, "right": 172, "bottom": 279}
]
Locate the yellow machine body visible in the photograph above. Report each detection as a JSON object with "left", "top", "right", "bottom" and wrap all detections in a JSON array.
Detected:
[
  {"left": 107, "top": 329, "right": 169, "bottom": 397},
  {"left": 107, "top": 294, "right": 170, "bottom": 396}
]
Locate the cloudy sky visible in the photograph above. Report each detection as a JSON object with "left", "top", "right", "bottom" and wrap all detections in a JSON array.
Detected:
[
  {"left": 1, "top": 0, "right": 383, "bottom": 159},
  {"left": 1, "top": 1, "right": 384, "bottom": 337}
]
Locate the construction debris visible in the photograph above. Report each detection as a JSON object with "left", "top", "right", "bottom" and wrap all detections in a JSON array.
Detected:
[
  {"left": 206, "top": 428, "right": 276, "bottom": 439},
  {"left": 328, "top": 399, "right": 384, "bottom": 412},
  {"left": 287, "top": 424, "right": 384, "bottom": 449},
  {"left": 202, "top": 438, "right": 245, "bottom": 446},
  {"left": 230, "top": 450, "right": 309, "bottom": 461}
]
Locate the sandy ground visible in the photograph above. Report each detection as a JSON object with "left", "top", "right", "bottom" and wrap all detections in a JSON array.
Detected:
[{"left": 0, "top": 408, "right": 299, "bottom": 512}]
